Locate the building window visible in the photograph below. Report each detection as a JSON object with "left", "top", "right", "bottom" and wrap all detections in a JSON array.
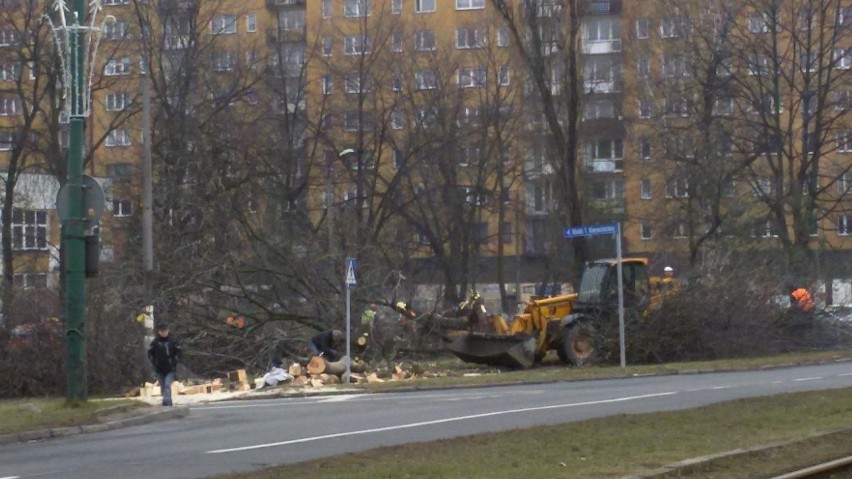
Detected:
[
  {"left": 211, "top": 51, "right": 236, "bottom": 71},
  {"left": 838, "top": 132, "right": 852, "bottom": 153},
  {"left": 279, "top": 10, "right": 305, "bottom": 31},
  {"left": 392, "top": 32, "right": 403, "bottom": 52},
  {"left": 639, "top": 100, "right": 652, "bottom": 119},
  {"left": 641, "top": 222, "right": 652, "bottom": 240},
  {"left": 636, "top": 18, "right": 649, "bottom": 39},
  {"left": 415, "top": 0, "right": 435, "bottom": 12},
  {"left": 322, "top": 0, "right": 332, "bottom": 18},
  {"left": 664, "top": 95, "right": 692, "bottom": 117},
  {"left": 0, "top": 62, "right": 21, "bottom": 81},
  {"left": 414, "top": 30, "right": 436, "bottom": 51},
  {"left": 322, "top": 37, "right": 332, "bottom": 56},
  {"left": 636, "top": 57, "right": 650, "bottom": 78},
  {"left": 584, "top": 99, "right": 614, "bottom": 120},
  {"left": 415, "top": 69, "right": 437, "bottom": 90},
  {"left": 748, "top": 54, "right": 772, "bottom": 76},
  {"left": 0, "top": 130, "right": 14, "bottom": 150},
  {"left": 586, "top": 17, "right": 620, "bottom": 41},
  {"left": 748, "top": 11, "right": 779, "bottom": 33},
  {"left": 416, "top": 108, "right": 439, "bottom": 129},
  {"left": 393, "top": 148, "right": 403, "bottom": 168},
  {"left": 344, "top": 74, "right": 369, "bottom": 93},
  {"left": 11, "top": 209, "right": 47, "bottom": 251},
  {"left": 0, "top": 28, "right": 19, "bottom": 46},
  {"left": 838, "top": 172, "right": 851, "bottom": 193},
  {"left": 713, "top": 97, "right": 734, "bottom": 116},
  {"left": 246, "top": 13, "right": 257, "bottom": 32},
  {"left": 666, "top": 178, "right": 689, "bottom": 198},
  {"left": 0, "top": 96, "right": 20, "bottom": 116},
  {"left": 105, "top": 128, "right": 132, "bottom": 147},
  {"left": 344, "top": 0, "right": 371, "bottom": 17},
  {"left": 113, "top": 199, "right": 132, "bottom": 217},
  {"left": 459, "top": 146, "right": 481, "bottom": 167},
  {"left": 456, "top": 27, "right": 486, "bottom": 49},
  {"left": 104, "top": 56, "right": 131, "bottom": 76},
  {"left": 107, "top": 162, "right": 133, "bottom": 180},
  {"left": 322, "top": 75, "right": 333, "bottom": 95},
  {"left": 662, "top": 55, "right": 690, "bottom": 78},
  {"left": 392, "top": 0, "right": 402, "bottom": 14},
  {"left": 456, "top": 0, "right": 484, "bottom": 10},
  {"left": 105, "top": 92, "right": 130, "bottom": 111},
  {"left": 834, "top": 48, "right": 852, "bottom": 69},
  {"left": 497, "top": 27, "right": 509, "bottom": 47},
  {"left": 344, "top": 35, "right": 372, "bottom": 55},
  {"left": 392, "top": 72, "right": 403, "bottom": 91},
  {"left": 660, "top": 15, "right": 689, "bottom": 38},
  {"left": 391, "top": 109, "right": 404, "bottom": 130},
  {"left": 458, "top": 67, "right": 486, "bottom": 88},
  {"left": 103, "top": 21, "right": 129, "bottom": 40},
  {"left": 590, "top": 179, "right": 624, "bottom": 201},
  {"left": 210, "top": 15, "right": 237, "bottom": 35},
  {"left": 498, "top": 65, "right": 510, "bottom": 86},
  {"left": 639, "top": 137, "right": 652, "bottom": 160},
  {"left": 13, "top": 273, "right": 47, "bottom": 289},
  {"left": 839, "top": 215, "right": 850, "bottom": 235},
  {"left": 640, "top": 179, "right": 652, "bottom": 199}
]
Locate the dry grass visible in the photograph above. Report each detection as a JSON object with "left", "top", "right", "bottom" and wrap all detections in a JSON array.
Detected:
[{"left": 0, "top": 398, "right": 145, "bottom": 435}]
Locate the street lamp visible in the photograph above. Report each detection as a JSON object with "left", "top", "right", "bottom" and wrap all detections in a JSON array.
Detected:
[
  {"left": 46, "top": 0, "right": 111, "bottom": 401},
  {"left": 327, "top": 149, "right": 356, "bottom": 253}
]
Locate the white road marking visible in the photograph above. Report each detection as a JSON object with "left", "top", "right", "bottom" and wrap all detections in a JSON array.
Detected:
[
  {"left": 196, "top": 390, "right": 541, "bottom": 410},
  {"left": 794, "top": 377, "right": 822, "bottom": 382},
  {"left": 840, "top": 373, "right": 852, "bottom": 377},
  {"left": 318, "top": 395, "right": 360, "bottom": 403},
  {"left": 710, "top": 386, "right": 732, "bottom": 390},
  {"left": 0, "top": 475, "right": 21, "bottom": 479},
  {"left": 206, "top": 391, "right": 677, "bottom": 454},
  {"left": 772, "top": 381, "right": 785, "bottom": 384}
]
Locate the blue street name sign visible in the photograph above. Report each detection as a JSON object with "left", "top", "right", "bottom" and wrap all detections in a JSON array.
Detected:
[{"left": 562, "top": 223, "right": 618, "bottom": 239}]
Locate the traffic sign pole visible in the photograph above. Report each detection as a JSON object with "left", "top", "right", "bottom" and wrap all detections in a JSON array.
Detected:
[
  {"left": 563, "top": 222, "right": 626, "bottom": 368},
  {"left": 344, "top": 258, "right": 357, "bottom": 383}
]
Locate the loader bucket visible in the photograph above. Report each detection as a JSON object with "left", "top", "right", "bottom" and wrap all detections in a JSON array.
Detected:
[{"left": 445, "top": 332, "right": 537, "bottom": 369}]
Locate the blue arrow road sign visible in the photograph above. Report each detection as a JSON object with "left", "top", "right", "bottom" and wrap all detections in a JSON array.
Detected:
[
  {"left": 345, "top": 257, "right": 357, "bottom": 287},
  {"left": 563, "top": 223, "right": 618, "bottom": 239}
]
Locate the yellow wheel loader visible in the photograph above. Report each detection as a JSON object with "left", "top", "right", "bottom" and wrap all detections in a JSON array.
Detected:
[{"left": 444, "top": 258, "right": 657, "bottom": 368}]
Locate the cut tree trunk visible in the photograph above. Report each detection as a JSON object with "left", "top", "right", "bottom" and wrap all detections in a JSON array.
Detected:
[{"left": 307, "top": 356, "right": 367, "bottom": 376}]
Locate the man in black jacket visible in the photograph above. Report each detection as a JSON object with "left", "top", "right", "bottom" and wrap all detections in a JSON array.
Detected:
[
  {"left": 308, "top": 329, "right": 344, "bottom": 361},
  {"left": 147, "top": 323, "right": 182, "bottom": 406}
]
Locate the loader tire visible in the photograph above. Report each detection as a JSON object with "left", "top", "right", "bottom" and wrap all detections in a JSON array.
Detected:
[{"left": 557, "top": 324, "right": 595, "bottom": 366}]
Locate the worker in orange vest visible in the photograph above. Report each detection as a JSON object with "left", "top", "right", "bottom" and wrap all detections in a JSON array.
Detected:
[{"left": 790, "top": 286, "right": 815, "bottom": 313}]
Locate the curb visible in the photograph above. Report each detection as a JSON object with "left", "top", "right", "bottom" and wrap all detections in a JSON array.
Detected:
[{"left": 0, "top": 405, "right": 190, "bottom": 446}]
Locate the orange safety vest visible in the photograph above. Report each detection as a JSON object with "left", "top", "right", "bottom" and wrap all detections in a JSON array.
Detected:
[{"left": 791, "top": 288, "right": 815, "bottom": 313}]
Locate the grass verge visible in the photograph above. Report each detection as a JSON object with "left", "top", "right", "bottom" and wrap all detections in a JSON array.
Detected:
[
  {"left": 221, "top": 387, "right": 852, "bottom": 479},
  {"left": 0, "top": 398, "right": 147, "bottom": 435}
]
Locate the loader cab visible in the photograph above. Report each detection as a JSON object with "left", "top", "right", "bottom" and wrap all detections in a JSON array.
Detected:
[{"left": 576, "top": 259, "right": 650, "bottom": 309}]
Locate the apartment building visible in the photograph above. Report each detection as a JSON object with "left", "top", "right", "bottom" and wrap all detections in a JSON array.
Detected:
[{"left": 1, "top": 0, "right": 850, "bottom": 291}]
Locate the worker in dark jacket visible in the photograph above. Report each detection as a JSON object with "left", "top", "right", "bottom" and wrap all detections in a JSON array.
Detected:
[
  {"left": 147, "top": 322, "right": 182, "bottom": 406},
  {"left": 308, "top": 329, "right": 344, "bottom": 361}
]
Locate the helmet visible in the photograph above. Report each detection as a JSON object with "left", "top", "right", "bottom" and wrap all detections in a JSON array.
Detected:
[{"left": 663, "top": 266, "right": 673, "bottom": 273}]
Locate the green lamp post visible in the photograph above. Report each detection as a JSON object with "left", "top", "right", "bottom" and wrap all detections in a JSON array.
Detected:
[{"left": 46, "top": 0, "right": 111, "bottom": 402}]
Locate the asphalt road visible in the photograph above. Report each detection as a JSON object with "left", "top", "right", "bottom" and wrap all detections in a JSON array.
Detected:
[{"left": 2, "top": 362, "right": 852, "bottom": 479}]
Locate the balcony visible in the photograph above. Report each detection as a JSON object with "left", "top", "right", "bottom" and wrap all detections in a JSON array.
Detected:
[
  {"left": 158, "top": 0, "right": 197, "bottom": 14},
  {"left": 585, "top": 158, "right": 623, "bottom": 173},
  {"left": 267, "top": 0, "right": 305, "bottom": 6},
  {"left": 581, "top": 38, "right": 621, "bottom": 55},
  {"left": 162, "top": 35, "right": 191, "bottom": 50},
  {"left": 585, "top": 0, "right": 621, "bottom": 15},
  {"left": 266, "top": 27, "right": 306, "bottom": 44},
  {"left": 583, "top": 77, "right": 623, "bottom": 94}
]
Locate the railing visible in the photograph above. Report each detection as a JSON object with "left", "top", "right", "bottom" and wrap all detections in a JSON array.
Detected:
[
  {"left": 585, "top": 158, "right": 624, "bottom": 172},
  {"left": 266, "top": 0, "right": 305, "bottom": 7}
]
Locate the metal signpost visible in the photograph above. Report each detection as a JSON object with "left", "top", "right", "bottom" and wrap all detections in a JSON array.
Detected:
[
  {"left": 563, "top": 223, "right": 626, "bottom": 368},
  {"left": 344, "top": 257, "right": 357, "bottom": 383}
]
